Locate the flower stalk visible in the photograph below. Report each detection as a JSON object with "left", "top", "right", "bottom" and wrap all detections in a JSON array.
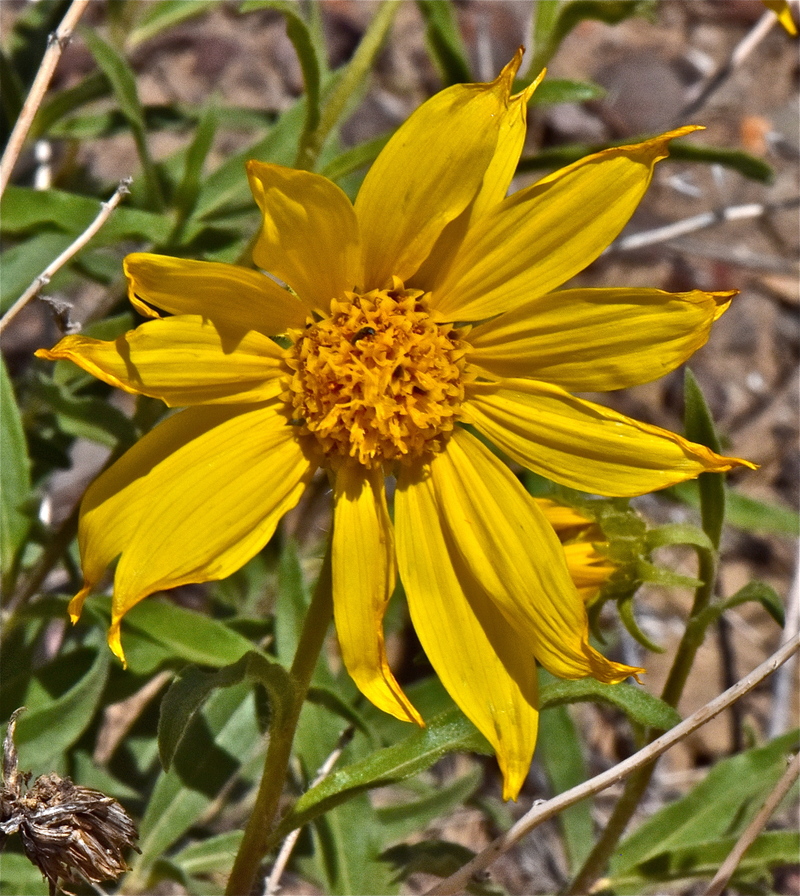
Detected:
[{"left": 225, "top": 543, "right": 333, "bottom": 896}]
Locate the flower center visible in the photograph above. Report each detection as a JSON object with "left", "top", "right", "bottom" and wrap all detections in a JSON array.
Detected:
[{"left": 283, "top": 282, "right": 468, "bottom": 468}]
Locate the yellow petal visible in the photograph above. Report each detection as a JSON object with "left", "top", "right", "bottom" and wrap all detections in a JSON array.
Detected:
[
  {"left": 421, "top": 428, "right": 639, "bottom": 684},
  {"left": 464, "top": 379, "right": 757, "bottom": 497},
  {"left": 534, "top": 497, "right": 593, "bottom": 532},
  {"left": 247, "top": 162, "right": 361, "bottom": 311},
  {"left": 355, "top": 51, "right": 526, "bottom": 290},
  {"left": 36, "top": 316, "right": 285, "bottom": 407},
  {"left": 123, "top": 253, "right": 307, "bottom": 333},
  {"left": 74, "top": 403, "right": 314, "bottom": 661},
  {"left": 431, "top": 127, "right": 701, "bottom": 322},
  {"left": 410, "top": 68, "right": 543, "bottom": 297},
  {"left": 562, "top": 542, "right": 616, "bottom": 602},
  {"left": 763, "top": 0, "right": 798, "bottom": 34},
  {"left": 396, "top": 458, "right": 539, "bottom": 801},
  {"left": 332, "top": 463, "right": 422, "bottom": 725},
  {"left": 468, "top": 288, "right": 735, "bottom": 390}
]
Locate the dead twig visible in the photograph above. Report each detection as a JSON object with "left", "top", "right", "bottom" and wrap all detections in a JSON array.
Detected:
[
  {"left": 671, "top": 10, "right": 780, "bottom": 127},
  {"left": 425, "top": 634, "right": 800, "bottom": 896},
  {"left": 0, "top": 178, "right": 131, "bottom": 337},
  {"left": 608, "top": 197, "right": 800, "bottom": 254},
  {"left": 0, "top": 0, "right": 92, "bottom": 197}
]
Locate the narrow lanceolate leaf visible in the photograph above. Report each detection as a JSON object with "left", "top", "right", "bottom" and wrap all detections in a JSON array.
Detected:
[
  {"left": 158, "top": 652, "right": 295, "bottom": 770},
  {"left": 415, "top": 0, "right": 472, "bottom": 85},
  {"left": 539, "top": 678, "right": 682, "bottom": 731},
  {"left": 610, "top": 729, "right": 800, "bottom": 877},
  {"left": 270, "top": 709, "right": 491, "bottom": 844},
  {"left": 239, "top": 1, "right": 322, "bottom": 139},
  {"left": 0, "top": 356, "right": 31, "bottom": 579},
  {"left": 80, "top": 27, "right": 165, "bottom": 209},
  {"left": 684, "top": 368, "right": 726, "bottom": 548}
]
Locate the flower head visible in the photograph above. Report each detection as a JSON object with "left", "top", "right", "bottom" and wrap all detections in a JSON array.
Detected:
[{"left": 37, "top": 50, "right": 754, "bottom": 799}]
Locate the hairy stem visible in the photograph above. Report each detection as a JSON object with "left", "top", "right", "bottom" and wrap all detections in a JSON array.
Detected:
[{"left": 225, "top": 544, "right": 333, "bottom": 896}]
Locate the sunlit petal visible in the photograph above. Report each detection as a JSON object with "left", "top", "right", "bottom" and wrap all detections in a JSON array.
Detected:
[
  {"left": 396, "top": 458, "right": 539, "bottom": 800},
  {"left": 424, "top": 429, "right": 639, "bottom": 683},
  {"left": 356, "top": 51, "right": 526, "bottom": 290},
  {"left": 431, "top": 127, "right": 700, "bottom": 321},
  {"left": 468, "top": 288, "right": 734, "bottom": 390},
  {"left": 464, "top": 379, "right": 756, "bottom": 497},
  {"left": 74, "top": 403, "right": 314, "bottom": 661},
  {"left": 123, "top": 253, "right": 307, "bottom": 334},
  {"left": 333, "top": 463, "right": 422, "bottom": 725},
  {"left": 37, "top": 316, "right": 285, "bottom": 406},
  {"left": 247, "top": 162, "right": 361, "bottom": 312}
]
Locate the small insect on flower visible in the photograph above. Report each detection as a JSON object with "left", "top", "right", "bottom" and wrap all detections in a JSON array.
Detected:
[{"left": 351, "top": 326, "right": 377, "bottom": 344}]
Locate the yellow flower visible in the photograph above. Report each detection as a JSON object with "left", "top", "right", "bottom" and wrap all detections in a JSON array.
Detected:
[
  {"left": 536, "top": 499, "right": 616, "bottom": 604},
  {"left": 37, "top": 51, "right": 754, "bottom": 800}
]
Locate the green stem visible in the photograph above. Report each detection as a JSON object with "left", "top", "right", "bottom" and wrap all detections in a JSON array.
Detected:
[
  {"left": 566, "top": 546, "right": 718, "bottom": 895},
  {"left": 225, "top": 543, "right": 333, "bottom": 896},
  {"left": 294, "top": 0, "right": 400, "bottom": 171}
]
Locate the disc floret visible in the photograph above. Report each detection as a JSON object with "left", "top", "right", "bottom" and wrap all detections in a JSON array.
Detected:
[{"left": 284, "top": 281, "right": 468, "bottom": 468}]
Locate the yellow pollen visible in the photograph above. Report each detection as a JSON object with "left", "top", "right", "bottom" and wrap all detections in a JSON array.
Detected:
[{"left": 283, "top": 284, "right": 468, "bottom": 468}]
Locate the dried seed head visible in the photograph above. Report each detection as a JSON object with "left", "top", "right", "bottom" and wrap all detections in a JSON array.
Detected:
[{"left": 1, "top": 709, "right": 139, "bottom": 896}]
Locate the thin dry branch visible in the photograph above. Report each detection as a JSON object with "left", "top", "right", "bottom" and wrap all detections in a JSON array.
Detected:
[
  {"left": 425, "top": 633, "right": 800, "bottom": 896},
  {"left": 671, "top": 10, "right": 780, "bottom": 127},
  {"left": 609, "top": 197, "right": 800, "bottom": 254},
  {"left": 703, "top": 749, "right": 800, "bottom": 896},
  {"left": 0, "top": 0, "right": 92, "bottom": 197},
  {"left": 0, "top": 178, "right": 131, "bottom": 337}
]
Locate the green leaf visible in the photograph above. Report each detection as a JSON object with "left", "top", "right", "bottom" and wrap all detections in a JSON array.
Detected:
[
  {"left": 169, "top": 830, "right": 243, "bottom": 876},
  {"left": 610, "top": 729, "right": 800, "bottom": 878},
  {"left": 172, "top": 105, "right": 218, "bottom": 225},
  {"left": 382, "top": 841, "right": 500, "bottom": 894},
  {"left": 271, "top": 708, "right": 491, "bottom": 845},
  {"left": 696, "top": 581, "right": 785, "bottom": 630},
  {"left": 83, "top": 596, "right": 260, "bottom": 675},
  {"left": 190, "top": 97, "right": 307, "bottom": 221},
  {"left": 33, "top": 374, "right": 138, "bottom": 448},
  {"left": 321, "top": 133, "right": 391, "bottom": 183},
  {"left": 665, "top": 481, "right": 799, "bottom": 537},
  {"left": 644, "top": 522, "right": 715, "bottom": 553},
  {"left": 128, "top": 684, "right": 264, "bottom": 891},
  {"left": 518, "top": 138, "right": 773, "bottom": 184},
  {"left": 540, "top": 678, "right": 682, "bottom": 731},
  {"left": 0, "top": 232, "right": 74, "bottom": 313},
  {"left": 126, "top": 0, "right": 219, "bottom": 48},
  {"left": 80, "top": 28, "right": 165, "bottom": 210},
  {"left": 0, "top": 356, "right": 32, "bottom": 580},
  {"left": 0, "top": 852, "right": 49, "bottom": 896},
  {"left": 533, "top": 704, "right": 594, "bottom": 872},
  {"left": 667, "top": 141, "right": 774, "bottom": 184},
  {"left": 528, "top": 77, "right": 606, "bottom": 105},
  {"left": 415, "top": 0, "right": 472, "bottom": 85},
  {"left": 684, "top": 368, "right": 725, "bottom": 548},
  {"left": 1, "top": 185, "right": 172, "bottom": 245},
  {"left": 12, "top": 647, "right": 110, "bottom": 773},
  {"left": 158, "top": 651, "right": 295, "bottom": 770},
  {"left": 610, "top": 830, "right": 799, "bottom": 890},
  {"left": 376, "top": 768, "right": 483, "bottom": 844},
  {"left": 617, "top": 594, "right": 665, "bottom": 653},
  {"left": 240, "top": 2, "right": 322, "bottom": 142},
  {"left": 303, "top": 793, "right": 400, "bottom": 896},
  {"left": 527, "top": 0, "right": 655, "bottom": 73}
]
